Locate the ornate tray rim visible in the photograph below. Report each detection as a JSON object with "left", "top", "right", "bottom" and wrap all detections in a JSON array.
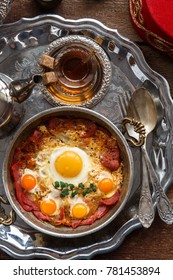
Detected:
[
  {"left": 0, "top": 14, "right": 173, "bottom": 260},
  {"left": 0, "top": 0, "right": 14, "bottom": 24}
]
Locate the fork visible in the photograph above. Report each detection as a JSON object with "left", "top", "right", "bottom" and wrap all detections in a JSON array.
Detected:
[{"left": 119, "top": 91, "right": 155, "bottom": 228}]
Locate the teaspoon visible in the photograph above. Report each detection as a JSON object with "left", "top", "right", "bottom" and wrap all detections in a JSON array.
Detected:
[{"left": 127, "top": 87, "right": 173, "bottom": 225}]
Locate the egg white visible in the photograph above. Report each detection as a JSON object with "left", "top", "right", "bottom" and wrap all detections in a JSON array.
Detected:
[
  {"left": 96, "top": 170, "right": 113, "bottom": 182},
  {"left": 49, "top": 146, "right": 92, "bottom": 185}
]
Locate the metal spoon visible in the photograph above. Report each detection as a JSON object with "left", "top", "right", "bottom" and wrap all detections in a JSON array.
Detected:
[
  {"left": 123, "top": 116, "right": 155, "bottom": 228},
  {"left": 126, "top": 87, "right": 173, "bottom": 225}
]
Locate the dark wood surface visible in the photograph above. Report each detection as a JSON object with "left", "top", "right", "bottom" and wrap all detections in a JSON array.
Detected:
[{"left": 1, "top": 0, "right": 173, "bottom": 260}]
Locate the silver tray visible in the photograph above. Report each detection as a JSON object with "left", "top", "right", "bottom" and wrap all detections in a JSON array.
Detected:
[{"left": 0, "top": 15, "right": 173, "bottom": 259}]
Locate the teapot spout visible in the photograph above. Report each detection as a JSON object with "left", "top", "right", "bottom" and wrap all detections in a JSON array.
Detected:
[{"left": 9, "top": 74, "right": 43, "bottom": 103}]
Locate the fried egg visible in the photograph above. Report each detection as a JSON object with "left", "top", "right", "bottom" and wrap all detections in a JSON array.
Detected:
[
  {"left": 21, "top": 168, "right": 39, "bottom": 193},
  {"left": 96, "top": 171, "right": 117, "bottom": 198},
  {"left": 69, "top": 197, "right": 90, "bottom": 219},
  {"left": 49, "top": 146, "right": 91, "bottom": 184},
  {"left": 40, "top": 191, "right": 61, "bottom": 216}
]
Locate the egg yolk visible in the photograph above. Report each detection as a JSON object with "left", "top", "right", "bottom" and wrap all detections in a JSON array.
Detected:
[
  {"left": 98, "top": 178, "right": 114, "bottom": 194},
  {"left": 55, "top": 151, "right": 83, "bottom": 177},
  {"left": 72, "top": 203, "right": 88, "bottom": 219},
  {"left": 40, "top": 199, "right": 56, "bottom": 215},
  {"left": 21, "top": 174, "right": 37, "bottom": 190}
]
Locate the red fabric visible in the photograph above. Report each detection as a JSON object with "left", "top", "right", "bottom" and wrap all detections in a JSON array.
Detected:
[
  {"left": 142, "top": 0, "right": 173, "bottom": 41},
  {"left": 129, "top": 0, "right": 173, "bottom": 54}
]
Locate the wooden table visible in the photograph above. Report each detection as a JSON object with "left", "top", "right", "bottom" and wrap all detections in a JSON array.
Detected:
[{"left": 1, "top": 0, "right": 173, "bottom": 260}]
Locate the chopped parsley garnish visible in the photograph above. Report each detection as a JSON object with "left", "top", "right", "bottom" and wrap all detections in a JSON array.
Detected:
[
  {"left": 78, "top": 183, "right": 84, "bottom": 189},
  {"left": 53, "top": 181, "right": 97, "bottom": 198},
  {"left": 71, "top": 190, "right": 79, "bottom": 198},
  {"left": 54, "top": 181, "right": 60, "bottom": 189},
  {"left": 82, "top": 188, "right": 91, "bottom": 196},
  {"left": 60, "top": 188, "right": 69, "bottom": 198},
  {"left": 90, "top": 183, "right": 97, "bottom": 192}
]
